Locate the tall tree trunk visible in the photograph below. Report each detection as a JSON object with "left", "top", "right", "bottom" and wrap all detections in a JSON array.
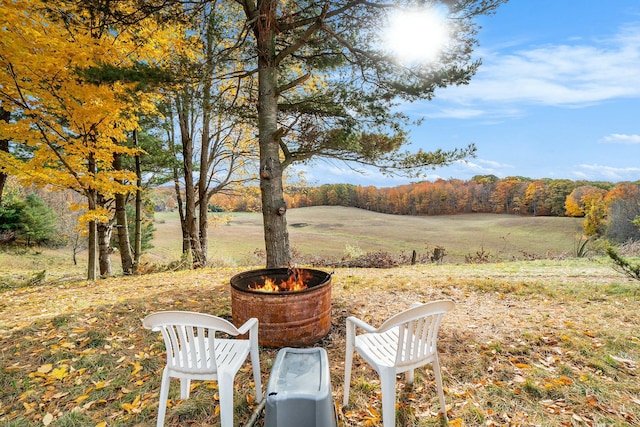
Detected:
[
  {"left": 0, "top": 139, "right": 7, "bottom": 205},
  {"left": 257, "top": 0, "right": 290, "bottom": 267},
  {"left": 72, "top": 235, "right": 79, "bottom": 265},
  {"left": 87, "top": 154, "right": 97, "bottom": 281},
  {"left": 197, "top": 19, "right": 215, "bottom": 266},
  {"left": 87, "top": 217, "right": 97, "bottom": 280},
  {"left": 97, "top": 221, "right": 113, "bottom": 278},
  {"left": 166, "top": 117, "right": 189, "bottom": 256},
  {"left": 177, "top": 97, "right": 205, "bottom": 267},
  {"left": 0, "top": 106, "right": 10, "bottom": 205},
  {"left": 173, "top": 165, "right": 189, "bottom": 255},
  {"left": 133, "top": 129, "right": 142, "bottom": 271},
  {"left": 113, "top": 152, "right": 134, "bottom": 274}
]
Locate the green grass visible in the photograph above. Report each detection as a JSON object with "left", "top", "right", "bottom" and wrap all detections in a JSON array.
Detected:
[
  {"left": 157, "top": 207, "right": 584, "bottom": 265},
  {"left": 1, "top": 207, "right": 585, "bottom": 280}
]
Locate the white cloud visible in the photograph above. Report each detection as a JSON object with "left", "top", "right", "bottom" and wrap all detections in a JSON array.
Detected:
[
  {"left": 600, "top": 133, "right": 640, "bottom": 144},
  {"left": 422, "top": 108, "right": 485, "bottom": 119},
  {"left": 432, "top": 25, "right": 640, "bottom": 110},
  {"left": 573, "top": 164, "right": 640, "bottom": 181},
  {"left": 475, "top": 158, "right": 515, "bottom": 169},
  {"left": 422, "top": 158, "right": 515, "bottom": 180},
  {"left": 291, "top": 163, "right": 416, "bottom": 187}
]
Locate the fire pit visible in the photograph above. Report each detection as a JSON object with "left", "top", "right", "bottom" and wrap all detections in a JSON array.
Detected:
[{"left": 230, "top": 267, "right": 332, "bottom": 347}]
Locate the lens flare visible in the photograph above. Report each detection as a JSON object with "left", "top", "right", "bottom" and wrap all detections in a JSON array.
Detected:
[{"left": 383, "top": 7, "right": 450, "bottom": 64}]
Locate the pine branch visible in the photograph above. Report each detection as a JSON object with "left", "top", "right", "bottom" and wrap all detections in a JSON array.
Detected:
[{"left": 606, "top": 246, "right": 640, "bottom": 282}]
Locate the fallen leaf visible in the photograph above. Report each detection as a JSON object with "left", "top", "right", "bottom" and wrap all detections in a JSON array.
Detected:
[
  {"left": 50, "top": 366, "right": 68, "bottom": 380},
  {"left": 131, "top": 361, "right": 142, "bottom": 376},
  {"left": 19, "top": 390, "right": 37, "bottom": 401},
  {"left": 23, "top": 401, "right": 36, "bottom": 415},
  {"left": 121, "top": 394, "right": 142, "bottom": 414},
  {"left": 586, "top": 395, "right": 598, "bottom": 407},
  {"left": 93, "top": 380, "right": 111, "bottom": 389},
  {"left": 52, "top": 391, "right": 69, "bottom": 399},
  {"left": 75, "top": 394, "right": 90, "bottom": 404},
  {"left": 42, "top": 413, "right": 54, "bottom": 426},
  {"left": 37, "top": 364, "right": 53, "bottom": 374}
]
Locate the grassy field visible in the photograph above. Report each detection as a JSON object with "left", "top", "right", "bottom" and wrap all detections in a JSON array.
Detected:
[
  {"left": 1, "top": 207, "right": 638, "bottom": 426},
  {"left": 153, "top": 207, "right": 584, "bottom": 266},
  {"left": 1, "top": 207, "right": 584, "bottom": 283}
]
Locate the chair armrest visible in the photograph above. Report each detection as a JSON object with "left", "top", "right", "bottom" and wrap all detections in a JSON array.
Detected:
[
  {"left": 346, "top": 316, "right": 378, "bottom": 333},
  {"left": 237, "top": 317, "right": 259, "bottom": 335}
]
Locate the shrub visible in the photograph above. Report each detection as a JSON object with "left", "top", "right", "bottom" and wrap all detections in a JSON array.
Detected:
[{"left": 0, "top": 193, "right": 57, "bottom": 246}]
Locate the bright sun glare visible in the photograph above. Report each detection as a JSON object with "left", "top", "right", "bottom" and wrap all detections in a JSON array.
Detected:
[{"left": 383, "top": 7, "right": 450, "bottom": 64}]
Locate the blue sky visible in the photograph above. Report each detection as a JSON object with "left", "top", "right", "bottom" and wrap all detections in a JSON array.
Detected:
[{"left": 297, "top": 0, "right": 640, "bottom": 187}]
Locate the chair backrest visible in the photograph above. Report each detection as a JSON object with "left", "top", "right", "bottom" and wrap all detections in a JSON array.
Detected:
[
  {"left": 377, "top": 300, "right": 454, "bottom": 369},
  {"left": 143, "top": 311, "right": 242, "bottom": 375}
]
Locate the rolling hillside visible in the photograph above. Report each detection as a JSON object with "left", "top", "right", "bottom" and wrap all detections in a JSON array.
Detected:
[{"left": 152, "top": 206, "right": 584, "bottom": 265}]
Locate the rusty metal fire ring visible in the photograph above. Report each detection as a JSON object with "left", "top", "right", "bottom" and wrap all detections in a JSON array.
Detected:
[{"left": 230, "top": 268, "right": 332, "bottom": 347}]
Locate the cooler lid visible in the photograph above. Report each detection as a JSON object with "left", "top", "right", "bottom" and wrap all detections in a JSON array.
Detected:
[{"left": 271, "top": 348, "right": 324, "bottom": 393}]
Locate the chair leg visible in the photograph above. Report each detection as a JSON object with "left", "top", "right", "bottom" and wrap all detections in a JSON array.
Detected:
[
  {"left": 218, "top": 374, "right": 235, "bottom": 427},
  {"left": 432, "top": 357, "right": 448, "bottom": 421},
  {"left": 343, "top": 323, "right": 355, "bottom": 408},
  {"left": 406, "top": 368, "right": 414, "bottom": 385},
  {"left": 179, "top": 378, "right": 191, "bottom": 400},
  {"left": 379, "top": 368, "right": 397, "bottom": 427},
  {"left": 343, "top": 349, "right": 353, "bottom": 407},
  {"left": 250, "top": 344, "right": 262, "bottom": 402},
  {"left": 156, "top": 368, "right": 171, "bottom": 427}
]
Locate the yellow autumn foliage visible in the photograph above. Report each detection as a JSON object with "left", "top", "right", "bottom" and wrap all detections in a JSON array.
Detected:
[{"left": 0, "top": 0, "right": 181, "bottom": 224}]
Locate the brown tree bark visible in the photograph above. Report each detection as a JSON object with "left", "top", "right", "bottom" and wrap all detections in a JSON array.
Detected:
[
  {"left": 0, "top": 140, "right": 7, "bottom": 205},
  {"left": 133, "top": 129, "right": 142, "bottom": 271},
  {"left": 255, "top": 0, "right": 291, "bottom": 267},
  {"left": 87, "top": 154, "right": 97, "bottom": 281},
  {"left": 0, "top": 106, "right": 10, "bottom": 205},
  {"left": 198, "top": 32, "right": 213, "bottom": 265},
  {"left": 97, "top": 221, "right": 113, "bottom": 278},
  {"left": 113, "top": 152, "right": 134, "bottom": 274},
  {"left": 177, "top": 96, "right": 205, "bottom": 267}
]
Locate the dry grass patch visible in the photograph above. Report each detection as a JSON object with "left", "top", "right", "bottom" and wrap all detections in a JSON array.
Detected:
[{"left": 1, "top": 260, "right": 638, "bottom": 426}]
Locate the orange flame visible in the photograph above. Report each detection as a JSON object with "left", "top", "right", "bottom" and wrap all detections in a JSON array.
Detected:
[{"left": 249, "top": 268, "right": 312, "bottom": 293}]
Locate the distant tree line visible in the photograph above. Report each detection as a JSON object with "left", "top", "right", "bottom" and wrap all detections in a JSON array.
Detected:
[
  {"left": 210, "top": 175, "right": 640, "bottom": 243},
  {"left": 285, "top": 176, "right": 613, "bottom": 216}
]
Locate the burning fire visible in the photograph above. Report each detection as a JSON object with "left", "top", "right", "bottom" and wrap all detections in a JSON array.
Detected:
[{"left": 249, "top": 267, "right": 312, "bottom": 293}]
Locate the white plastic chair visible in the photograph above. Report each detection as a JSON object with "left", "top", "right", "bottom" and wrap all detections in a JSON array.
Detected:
[
  {"left": 343, "top": 300, "right": 454, "bottom": 427},
  {"left": 142, "top": 311, "right": 262, "bottom": 427}
]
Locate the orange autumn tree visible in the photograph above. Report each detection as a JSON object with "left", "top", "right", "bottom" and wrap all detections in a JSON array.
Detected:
[
  {"left": 565, "top": 185, "right": 608, "bottom": 237},
  {"left": 0, "top": 0, "right": 169, "bottom": 279}
]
